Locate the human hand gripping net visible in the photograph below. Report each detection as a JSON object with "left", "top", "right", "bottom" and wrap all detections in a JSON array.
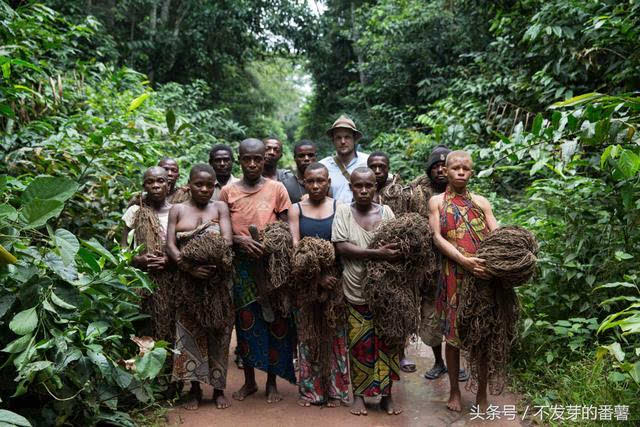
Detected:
[
  {"left": 457, "top": 226, "right": 538, "bottom": 395},
  {"left": 363, "top": 213, "right": 437, "bottom": 348}
]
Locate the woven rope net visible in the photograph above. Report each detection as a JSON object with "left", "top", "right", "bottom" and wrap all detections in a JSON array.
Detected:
[
  {"left": 457, "top": 226, "right": 538, "bottom": 394},
  {"left": 132, "top": 203, "right": 175, "bottom": 342},
  {"left": 177, "top": 229, "right": 234, "bottom": 330},
  {"left": 260, "top": 222, "right": 294, "bottom": 316},
  {"left": 363, "top": 213, "right": 436, "bottom": 347},
  {"left": 291, "top": 237, "right": 345, "bottom": 384}
]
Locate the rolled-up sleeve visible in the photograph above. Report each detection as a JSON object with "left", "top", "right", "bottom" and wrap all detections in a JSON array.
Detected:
[{"left": 331, "top": 204, "right": 350, "bottom": 243}]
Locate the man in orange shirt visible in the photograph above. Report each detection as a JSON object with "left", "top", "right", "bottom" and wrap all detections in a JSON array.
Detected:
[{"left": 219, "top": 138, "right": 296, "bottom": 404}]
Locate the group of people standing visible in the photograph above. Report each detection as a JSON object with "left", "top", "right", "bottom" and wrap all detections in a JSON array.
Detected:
[{"left": 121, "top": 114, "right": 498, "bottom": 416}]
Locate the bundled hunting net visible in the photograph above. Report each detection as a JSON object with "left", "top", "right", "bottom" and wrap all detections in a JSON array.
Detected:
[
  {"left": 291, "top": 237, "right": 345, "bottom": 384},
  {"left": 132, "top": 204, "right": 175, "bottom": 342},
  {"left": 406, "top": 175, "right": 434, "bottom": 218},
  {"left": 178, "top": 227, "right": 234, "bottom": 330},
  {"left": 379, "top": 175, "right": 408, "bottom": 215},
  {"left": 476, "top": 226, "right": 538, "bottom": 288},
  {"left": 168, "top": 186, "right": 191, "bottom": 204},
  {"left": 363, "top": 213, "right": 436, "bottom": 347},
  {"left": 457, "top": 226, "right": 538, "bottom": 394},
  {"left": 259, "top": 222, "right": 294, "bottom": 316}
]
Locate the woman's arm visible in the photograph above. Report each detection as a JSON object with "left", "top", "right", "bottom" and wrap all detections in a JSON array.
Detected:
[
  {"left": 288, "top": 203, "right": 301, "bottom": 246},
  {"left": 334, "top": 241, "right": 400, "bottom": 261},
  {"left": 217, "top": 202, "right": 233, "bottom": 246},
  {"left": 166, "top": 204, "right": 182, "bottom": 264}
]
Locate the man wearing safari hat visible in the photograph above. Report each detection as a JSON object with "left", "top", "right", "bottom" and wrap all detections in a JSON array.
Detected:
[{"left": 319, "top": 115, "right": 369, "bottom": 203}]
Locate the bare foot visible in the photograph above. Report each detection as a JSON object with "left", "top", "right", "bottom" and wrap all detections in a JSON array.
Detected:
[
  {"left": 381, "top": 396, "right": 402, "bottom": 415},
  {"left": 326, "top": 398, "right": 341, "bottom": 408},
  {"left": 297, "top": 397, "right": 311, "bottom": 407},
  {"left": 350, "top": 396, "right": 367, "bottom": 416},
  {"left": 266, "top": 382, "right": 282, "bottom": 403},
  {"left": 447, "top": 389, "right": 462, "bottom": 412},
  {"left": 232, "top": 383, "right": 258, "bottom": 401},
  {"left": 213, "top": 390, "right": 231, "bottom": 409},
  {"left": 183, "top": 387, "right": 201, "bottom": 410},
  {"left": 475, "top": 390, "right": 488, "bottom": 412}
]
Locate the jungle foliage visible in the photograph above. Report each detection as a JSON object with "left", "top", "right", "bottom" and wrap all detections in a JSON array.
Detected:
[{"left": 0, "top": 2, "right": 247, "bottom": 425}]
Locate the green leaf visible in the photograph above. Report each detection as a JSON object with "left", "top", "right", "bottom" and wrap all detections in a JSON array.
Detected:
[
  {"left": 54, "top": 229, "right": 79, "bottom": 266},
  {"left": 114, "top": 367, "right": 133, "bottom": 389},
  {"left": 21, "top": 176, "right": 78, "bottom": 204},
  {"left": 23, "top": 360, "right": 53, "bottom": 376},
  {"left": 614, "top": 251, "right": 634, "bottom": 261},
  {"left": 82, "top": 238, "right": 117, "bottom": 266},
  {"left": 19, "top": 199, "right": 64, "bottom": 229},
  {"left": 530, "top": 159, "right": 547, "bottom": 176},
  {"left": 477, "top": 168, "right": 494, "bottom": 178},
  {"left": 531, "top": 113, "right": 543, "bottom": 135},
  {"left": 594, "top": 281, "right": 637, "bottom": 291},
  {"left": 87, "top": 350, "right": 112, "bottom": 378},
  {"left": 136, "top": 347, "right": 166, "bottom": 380},
  {"left": 9, "top": 307, "right": 38, "bottom": 336},
  {"left": 0, "top": 409, "right": 32, "bottom": 426},
  {"left": 600, "top": 145, "right": 613, "bottom": 168},
  {"left": 0, "top": 103, "right": 15, "bottom": 119},
  {"left": 43, "top": 252, "right": 78, "bottom": 282},
  {"left": 77, "top": 248, "right": 101, "bottom": 272},
  {"left": 550, "top": 93, "right": 603, "bottom": 109},
  {"left": 86, "top": 321, "right": 109, "bottom": 340},
  {"left": 602, "top": 343, "right": 625, "bottom": 362},
  {"left": 50, "top": 292, "right": 75, "bottom": 310},
  {"left": 2, "top": 334, "right": 32, "bottom": 353},
  {"left": 0, "top": 294, "right": 16, "bottom": 319},
  {"left": 561, "top": 140, "right": 578, "bottom": 161},
  {"left": 0, "top": 203, "right": 18, "bottom": 222},
  {"left": 616, "top": 149, "right": 640, "bottom": 179},
  {"left": 128, "top": 93, "right": 150, "bottom": 112},
  {"left": 175, "top": 122, "right": 193, "bottom": 135},
  {"left": 166, "top": 109, "right": 176, "bottom": 134},
  {"left": 629, "top": 361, "right": 640, "bottom": 384}
]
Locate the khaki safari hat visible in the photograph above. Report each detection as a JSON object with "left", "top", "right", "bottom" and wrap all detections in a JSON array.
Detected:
[{"left": 326, "top": 115, "right": 363, "bottom": 141}]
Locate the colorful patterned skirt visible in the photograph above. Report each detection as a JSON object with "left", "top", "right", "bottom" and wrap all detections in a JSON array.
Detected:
[
  {"left": 298, "top": 327, "right": 349, "bottom": 404},
  {"left": 347, "top": 303, "right": 400, "bottom": 397},
  {"left": 172, "top": 309, "right": 232, "bottom": 390},
  {"left": 233, "top": 256, "right": 296, "bottom": 384}
]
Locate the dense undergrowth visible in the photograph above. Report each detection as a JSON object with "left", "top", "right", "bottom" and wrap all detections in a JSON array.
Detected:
[{"left": 0, "top": 3, "right": 243, "bottom": 425}]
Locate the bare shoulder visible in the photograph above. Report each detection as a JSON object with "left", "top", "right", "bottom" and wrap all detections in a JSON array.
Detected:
[
  {"left": 169, "top": 202, "right": 185, "bottom": 214},
  {"left": 213, "top": 200, "right": 228, "bottom": 211},
  {"left": 471, "top": 193, "right": 492, "bottom": 210},
  {"left": 428, "top": 193, "right": 444, "bottom": 209}
]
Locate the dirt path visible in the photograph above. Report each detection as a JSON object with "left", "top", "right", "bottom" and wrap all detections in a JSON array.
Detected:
[{"left": 167, "top": 333, "right": 524, "bottom": 426}]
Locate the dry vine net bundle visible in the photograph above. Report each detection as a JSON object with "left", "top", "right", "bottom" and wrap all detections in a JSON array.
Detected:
[
  {"left": 259, "top": 222, "right": 294, "bottom": 316},
  {"left": 363, "top": 213, "right": 436, "bottom": 347},
  {"left": 291, "top": 237, "right": 346, "bottom": 382},
  {"left": 379, "top": 176, "right": 409, "bottom": 215},
  {"left": 476, "top": 226, "right": 539, "bottom": 288},
  {"left": 457, "top": 226, "right": 538, "bottom": 395},
  {"left": 178, "top": 228, "right": 234, "bottom": 330},
  {"left": 167, "top": 186, "right": 191, "bottom": 204},
  {"left": 405, "top": 175, "right": 434, "bottom": 218},
  {"left": 133, "top": 204, "right": 175, "bottom": 342}
]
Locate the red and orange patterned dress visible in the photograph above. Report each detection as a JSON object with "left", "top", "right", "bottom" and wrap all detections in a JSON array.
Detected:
[{"left": 436, "top": 187, "right": 490, "bottom": 347}]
